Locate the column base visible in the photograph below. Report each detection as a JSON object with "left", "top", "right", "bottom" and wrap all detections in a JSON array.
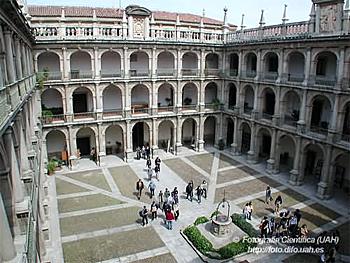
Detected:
[
  {"left": 152, "top": 145, "right": 158, "bottom": 158},
  {"left": 125, "top": 149, "right": 134, "bottom": 163},
  {"left": 266, "top": 159, "right": 275, "bottom": 174},
  {"left": 175, "top": 143, "right": 182, "bottom": 155},
  {"left": 247, "top": 151, "right": 257, "bottom": 164},
  {"left": 297, "top": 121, "right": 306, "bottom": 134},
  {"left": 230, "top": 143, "right": 240, "bottom": 156},
  {"left": 198, "top": 140, "right": 204, "bottom": 152},
  {"left": 288, "top": 169, "right": 300, "bottom": 186},
  {"left": 316, "top": 182, "right": 332, "bottom": 200}
]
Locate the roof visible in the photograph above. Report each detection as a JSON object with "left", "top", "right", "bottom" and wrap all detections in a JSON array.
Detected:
[{"left": 27, "top": 5, "right": 224, "bottom": 25}]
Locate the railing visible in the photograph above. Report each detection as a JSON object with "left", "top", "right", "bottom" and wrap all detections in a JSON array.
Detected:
[
  {"left": 0, "top": 87, "right": 11, "bottom": 126},
  {"left": 284, "top": 115, "right": 298, "bottom": 127},
  {"left": 70, "top": 71, "right": 93, "bottom": 79},
  {"left": 100, "top": 70, "right": 123, "bottom": 78},
  {"left": 287, "top": 73, "right": 304, "bottom": 83},
  {"left": 99, "top": 27, "right": 123, "bottom": 39},
  {"left": 73, "top": 112, "right": 96, "bottom": 119},
  {"left": 129, "top": 70, "right": 150, "bottom": 77},
  {"left": 102, "top": 109, "right": 123, "bottom": 117},
  {"left": 228, "top": 69, "right": 238, "bottom": 77},
  {"left": 204, "top": 68, "right": 220, "bottom": 76},
  {"left": 262, "top": 112, "right": 274, "bottom": 120},
  {"left": 66, "top": 27, "right": 94, "bottom": 38},
  {"left": 37, "top": 71, "right": 62, "bottom": 80},
  {"left": 156, "top": 69, "right": 175, "bottom": 77},
  {"left": 310, "top": 125, "right": 328, "bottom": 135},
  {"left": 315, "top": 76, "right": 337, "bottom": 86},
  {"left": 182, "top": 104, "right": 198, "bottom": 111},
  {"left": 204, "top": 103, "right": 223, "bottom": 111},
  {"left": 182, "top": 68, "right": 199, "bottom": 76},
  {"left": 131, "top": 106, "right": 150, "bottom": 114},
  {"left": 263, "top": 72, "right": 278, "bottom": 81},
  {"left": 341, "top": 134, "right": 350, "bottom": 143},
  {"left": 241, "top": 70, "right": 257, "bottom": 78},
  {"left": 158, "top": 106, "right": 175, "bottom": 112},
  {"left": 243, "top": 106, "right": 253, "bottom": 114},
  {"left": 41, "top": 114, "right": 65, "bottom": 124}
]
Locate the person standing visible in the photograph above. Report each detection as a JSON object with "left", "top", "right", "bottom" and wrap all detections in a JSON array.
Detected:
[
  {"left": 186, "top": 182, "right": 193, "bottom": 202},
  {"left": 155, "top": 156, "right": 161, "bottom": 171},
  {"left": 196, "top": 186, "right": 203, "bottom": 204},
  {"left": 146, "top": 157, "right": 152, "bottom": 169},
  {"left": 165, "top": 210, "right": 175, "bottom": 230},
  {"left": 274, "top": 195, "right": 283, "bottom": 214},
  {"left": 164, "top": 188, "right": 170, "bottom": 203},
  {"left": 136, "top": 179, "right": 144, "bottom": 200},
  {"left": 201, "top": 180, "right": 208, "bottom": 199},
  {"left": 294, "top": 209, "right": 302, "bottom": 227},
  {"left": 260, "top": 216, "right": 269, "bottom": 238},
  {"left": 148, "top": 180, "right": 156, "bottom": 198},
  {"left": 158, "top": 190, "right": 164, "bottom": 210},
  {"left": 243, "top": 203, "right": 250, "bottom": 220},
  {"left": 247, "top": 201, "right": 253, "bottom": 220},
  {"left": 140, "top": 206, "right": 148, "bottom": 226},
  {"left": 172, "top": 187, "right": 179, "bottom": 204},
  {"left": 300, "top": 224, "right": 309, "bottom": 238},
  {"left": 147, "top": 167, "right": 153, "bottom": 180},
  {"left": 145, "top": 145, "right": 151, "bottom": 159},
  {"left": 154, "top": 165, "right": 160, "bottom": 181},
  {"left": 265, "top": 185, "right": 272, "bottom": 204},
  {"left": 136, "top": 146, "right": 141, "bottom": 160},
  {"left": 141, "top": 146, "right": 146, "bottom": 159},
  {"left": 173, "top": 203, "right": 180, "bottom": 221},
  {"left": 150, "top": 201, "right": 158, "bottom": 220}
]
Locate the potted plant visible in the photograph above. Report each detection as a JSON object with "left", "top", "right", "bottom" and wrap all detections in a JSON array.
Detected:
[
  {"left": 47, "top": 160, "right": 57, "bottom": 175},
  {"left": 36, "top": 68, "right": 49, "bottom": 90},
  {"left": 42, "top": 110, "right": 54, "bottom": 123}
]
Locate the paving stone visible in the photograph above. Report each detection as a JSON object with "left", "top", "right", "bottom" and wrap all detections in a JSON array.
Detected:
[
  {"left": 186, "top": 153, "right": 214, "bottom": 174},
  {"left": 64, "top": 169, "right": 111, "bottom": 192},
  {"left": 334, "top": 221, "right": 350, "bottom": 256},
  {"left": 56, "top": 178, "right": 90, "bottom": 195},
  {"left": 217, "top": 167, "right": 255, "bottom": 185},
  {"left": 131, "top": 253, "right": 177, "bottom": 263},
  {"left": 218, "top": 153, "right": 241, "bottom": 169}
]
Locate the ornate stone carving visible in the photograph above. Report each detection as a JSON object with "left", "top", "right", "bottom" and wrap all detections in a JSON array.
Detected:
[
  {"left": 133, "top": 17, "right": 145, "bottom": 38},
  {"left": 320, "top": 4, "right": 338, "bottom": 32}
]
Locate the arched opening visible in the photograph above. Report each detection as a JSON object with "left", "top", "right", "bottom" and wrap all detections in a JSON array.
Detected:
[
  {"left": 46, "top": 130, "right": 66, "bottom": 161},
  {"left": 204, "top": 82, "right": 218, "bottom": 109},
  {"left": 261, "top": 88, "right": 275, "bottom": 120},
  {"left": 102, "top": 85, "right": 123, "bottom": 117},
  {"left": 332, "top": 153, "right": 350, "bottom": 200},
  {"left": 277, "top": 135, "right": 295, "bottom": 172},
  {"left": 158, "top": 83, "right": 174, "bottom": 112},
  {"left": 182, "top": 52, "right": 198, "bottom": 76},
  {"left": 76, "top": 127, "right": 96, "bottom": 157},
  {"left": 256, "top": 128, "right": 272, "bottom": 162},
  {"left": 182, "top": 118, "right": 197, "bottom": 148},
  {"left": 205, "top": 53, "right": 219, "bottom": 75},
  {"left": 302, "top": 144, "right": 324, "bottom": 190},
  {"left": 240, "top": 123, "right": 251, "bottom": 154},
  {"left": 105, "top": 125, "right": 124, "bottom": 157},
  {"left": 228, "top": 83, "right": 237, "bottom": 109},
  {"left": 37, "top": 52, "right": 61, "bottom": 80},
  {"left": 157, "top": 51, "right": 175, "bottom": 76},
  {"left": 263, "top": 52, "right": 279, "bottom": 81},
  {"left": 131, "top": 84, "right": 149, "bottom": 114},
  {"left": 287, "top": 52, "right": 305, "bottom": 82},
  {"left": 101, "top": 51, "right": 122, "bottom": 78},
  {"left": 132, "top": 122, "right": 150, "bottom": 151},
  {"left": 310, "top": 95, "right": 332, "bottom": 134},
  {"left": 281, "top": 91, "right": 300, "bottom": 127},
  {"left": 204, "top": 116, "right": 216, "bottom": 146},
  {"left": 70, "top": 51, "right": 92, "bottom": 79},
  {"left": 182, "top": 83, "right": 198, "bottom": 110},
  {"left": 72, "top": 87, "right": 94, "bottom": 119},
  {"left": 229, "top": 53, "right": 239, "bottom": 76},
  {"left": 244, "top": 52, "right": 257, "bottom": 78},
  {"left": 226, "top": 118, "right": 234, "bottom": 146},
  {"left": 315, "top": 51, "right": 337, "bottom": 86},
  {"left": 243, "top": 85, "right": 254, "bottom": 114},
  {"left": 41, "top": 89, "right": 64, "bottom": 122},
  {"left": 130, "top": 51, "right": 149, "bottom": 76},
  {"left": 158, "top": 120, "right": 174, "bottom": 151},
  {"left": 341, "top": 102, "right": 350, "bottom": 142}
]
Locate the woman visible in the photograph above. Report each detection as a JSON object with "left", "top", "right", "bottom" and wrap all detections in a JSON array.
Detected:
[
  {"left": 300, "top": 224, "right": 308, "bottom": 238},
  {"left": 173, "top": 203, "right": 180, "bottom": 221},
  {"left": 165, "top": 210, "right": 175, "bottom": 230},
  {"left": 274, "top": 195, "right": 283, "bottom": 214}
]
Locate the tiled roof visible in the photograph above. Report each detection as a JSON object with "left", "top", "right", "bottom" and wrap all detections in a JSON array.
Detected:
[{"left": 28, "top": 5, "right": 223, "bottom": 25}]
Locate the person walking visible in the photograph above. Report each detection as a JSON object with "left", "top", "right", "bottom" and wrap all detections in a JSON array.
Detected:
[
  {"left": 147, "top": 167, "right": 153, "bottom": 180},
  {"left": 164, "top": 188, "right": 170, "bottom": 203},
  {"left": 243, "top": 203, "right": 250, "bottom": 220},
  {"left": 145, "top": 145, "right": 151, "bottom": 159},
  {"left": 148, "top": 180, "right": 156, "bottom": 198},
  {"left": 260, "top": 216, "right": 269, "bottom": 238},
  {"left": 154, "top": 165, "right": 160, "bottom": 181},
  {"left": 141, "top": 146, "right": 146, "bottom": 159},
  {"left": 247, "top": 201, "right": 253, "bottom": 220},
  {"left": 265, "top": 185, "right": 273, "bottom": 204},
  {"left": 294, "top": 209, "right": 302, "bottom": 226},
  {"left": 288, "top": 214, "right": 298, "bottom": 237},
  {"left": 146, "top": 157, "right": 152, "bottom": 169},
  {"left": 150, "top": 201, "right": 158, "bottom": 220},
  {"left": 300, "top": 224, "right": 309, "bottom": 238},
  {"left": 158, "top": 190, "right": 164, "bottom": 211},
  {"left": 196, "top": 185, "right": 203, "bottom": 204},
  {"left": 274, "top": 195, "right": 283, "bottom": 214},
  {"left": 201, "top": 180, "right": 208, "bottom": 199},
  {"left": 173, "top": 203, "right": 180, "bottom": 221},
  {"left": 140, "top": 206, "right": 148, "bottom": 226},
  {"left": 136, "top": 179, "right": 144, "bottom": 200},
  {"left": 155, "top": 156, "right": 161, "bottom": 171},
  {"left": 165, "top": 210, "right": 175, "bottom": 230},
  {"left": 172, "top": 187, "right": 179, "bottom": 204},
  {"left": 185, "top": 182, "right": 193, "bottom": 202},
  {"left": 136, "top": 146, "right": 141, "bottom": 160}
]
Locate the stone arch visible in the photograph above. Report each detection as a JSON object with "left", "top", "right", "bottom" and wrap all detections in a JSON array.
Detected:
[
  {"left": 256, "top": 126, "right": 272, "bottom": 161},
  {"left": 301, "top": 142, "right": 325, "bottom": 188},
  {"left": 240, "top": 122, "right": 251, "bottom": 153},
  {"left": 131, "top": 121, "right": 151, "bottom": 150},
  {"left": 100, "top": 50, "right": 122, "bottom": 77},
  {"left": 205, "top": 52, "right": 220, "bottom": 69},
  {"left": 158, "top": 120, "right": 175, "bottom": 150},
  {"left": 281, "top": 90, "right": 301, "bottom": 126},
  {"left": 308, "top": 95, "right": 333, "bottom": 132},
  {"left": 286, "top": 51, "right": 305, "bottom": 82},
  {"left": 181, "top": 117, "right": 197, "bottom": 148},
  {"left": 69, "top": 50, "right": 92, "bottom": 78},
  {"left": 204, "top": 82, "right": 218, "bottom": 105},
  {"left": 228, "top": 83, "right": 237, "bottom": 109},
  {"left": 276, "top": 134, "right": 296, "bottom": 172},
  {"left": 228, "top": 52, "right": 239, "bottom": 76},
  {"left": 45, "top": 130, "right": 66, "bottom": 160},
  {"left": 41, "top": 88, "right": 64, "bottom": 116},
  {"left": 182, "top": 51, "right": 199, "bottom": 74},
  {"left": 225, "top": 117, "right": 235, "bottom": 146},
  {"left": 75, "top": 127, "right": 97, "bottom": 157},
  {"left": 260, "top": 87, "right": 276, "bottom": 118},
  {"left": 72, "top": 86, "right": 94, "bottom": 115},
  {"left": 203, "top": 115, "right": 217, "bottom": 146},
  {"left": 105, "top": 124, "right": 124, "bottom": 155},
  {"left": 129, "top": 50, "right": 149, "bottom": 76},
  {"left": 243, "top": 85, "right": 254, "bottom": 114},
  {"left": 131, "top": 84, "right": 150, "bottom": 113},
  {"left": 313, "top": 50, "right": 338, "bottom": 85},
  {"left": 102, "top": 84, "right": 123, "bottom": 114},
  {"left": 263, "top": 51, "right": 279, "bottom": 79},
  {"left": 157, "top": 51, "right": 175, "bottom": 76},
  {"left": 182, "top": 82, "right": 198, "bottom": 107},
  {"left": 37, "top": 51, "right": 61, "bottom": 79},
  {"left": 157, "top": 83, "right": 174, "bottom": 110}
]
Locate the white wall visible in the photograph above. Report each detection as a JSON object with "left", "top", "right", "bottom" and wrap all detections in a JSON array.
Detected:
[
  {"left": 70, "top": 51, "right": 91, "bottom": 71},
  {"left": 42, "top": 89, "right": 62, "bottom": 108},
  {"left": 46, "top": 130, "right": 65, "bottom": 154},
  {"left": 183, "top": 85, "right": 197, "bottom": 104},
  {"left": 101, "top": 52, "right": 121, "bottom": 74},
  {"left": 157, "top": 52, "right": 174, "bottom": 69},
  {"left": 38, "top": 52, "right": 60, "bottom": 72},
  {"left": 131, "top": 85, "right": 149, "bottom": 105},
  {"left": 182, "top": 53, "right": 198, "bottom": 69},
  {"left": 103, "top": 86, "right": 122, "bottom": 110},
  {"left": 130, "top": 52, "right": 149, "bottom": 73}
]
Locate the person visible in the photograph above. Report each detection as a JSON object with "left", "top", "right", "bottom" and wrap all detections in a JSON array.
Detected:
[
  {"left": 148, "top": 180, "right": 156, "bottom": 198},
  {"left": 150, "top": 201, "right": 158, "bottom": 220},
  {"left": 186, "top": 182, "right": 193, "bottom": 202},
  {"left": 164, "top": 188, "right": 170, "bottom": 203},
  {"left": 163, "top": 202, "right": 171, "bottom": 213},
  {"left": 141, "top": 146, "right": 146, "bottom": 159},
  {"left": 200, "top": 180, "right": 208, "bottom": 199},
  {"left": 172, "top": 187, "right": 179, "bottom": 204},
  {"left": 196, "top": 185, "right": 203, "bottom": 203},
  {"left": 136, "top": 179, "right": 144, "bottom": 200},
  {"left": 243, "top": 203, "right": 250, "bottom": 220},
  {"left": 136, "top": 146, "right": 141, "bottom": 160},
  {"left": 165, "top": 210, "right": 175, "bottom": 230},
  {"left": 247, "top": 201, "right": 253, "bottom": 220},
  {"left": 265, "top": 185, "right": 273, "bottom": 204},
  {"left": 274, "top": 195, "right": 283, "bottom": 214},
  {"left": 76, "top": 148, "right": 81, "bottom": 159},
  {"left": 294, "top": 209, "right": 302, "bottom": 226},
  {"left": 145, "top": 145, "right": 150, "bottom": 159},
  {"left": 268, "top": 217, "right": 275, "bottom": 237},
  {"left": 147, "top": 167, "right": 153, "bottom": 180},
  {"left": 154, "top": 165, "right": 160, "bottom": 181},
  {"left": 260, "top": 216, "right": 269, "bottom": 238},
  {"left": 158, "top": 190, "right": 164, "bottom": 210},
  {"left": 173, "top": 203, "right": 180, "bottom": 221},
  {"left": 167, "top": 194, "right": 174, "bottom": 206},
  {"left": 300, "top": 224, "right": 308, "bottom": 238},
  {"left": 90, "top": 147, "right": 97, "bottom": 163},
  {"left": 146, "top": 157, "right": 152, "bottom": 169},
  {"left": 140, "top": 206, "right": 148, "bottom": 226},
  {"left": 155, "top": 156, "right": 161, "bottom": 171},
  {"left": 288, "top": 214, "right": 298, "bottom": 237}
]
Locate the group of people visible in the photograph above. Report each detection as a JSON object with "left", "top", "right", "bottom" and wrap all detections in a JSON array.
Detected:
[
  {"left": 185, "top": 180, "right": 208, "bottom": 203},
  {"left": 146, "top": 156, "right": 161, "bottom": 181},
  {"left": 136, "top": 145, "right": 152, "bottom": 160}
]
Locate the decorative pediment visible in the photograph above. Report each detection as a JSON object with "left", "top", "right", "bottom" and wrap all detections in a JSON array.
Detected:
[{"left": 125, "top": 5, "right": 151, "bottom": 17}]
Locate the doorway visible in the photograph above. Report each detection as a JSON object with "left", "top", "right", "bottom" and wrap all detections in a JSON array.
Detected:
[
  {"left": 132, "top": 122, "right": 144, "bottom": 150},
  {"left": 73, "top": 93, "right": 87, "bottom": 113},
  {"left": 77, "top": 137, "right": 90, "bottom": 156}
]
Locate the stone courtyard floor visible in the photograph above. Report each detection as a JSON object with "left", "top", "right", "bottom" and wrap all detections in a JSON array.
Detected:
[{"left": 45, "top": 148, "right": 350, "bottom": 263}]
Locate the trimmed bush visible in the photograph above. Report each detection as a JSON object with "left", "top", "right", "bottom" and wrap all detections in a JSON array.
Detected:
[
  {"left": 194, "top": 216, "right": 209, "bottom": 226},
  {"left": 218, "top": 240, "right": 253, "bottom": 259},
  {"left": 183, "top": 226, "right": 213, "bottom": 255},
  {"left": 231, "top": 213, "right": 259, "bottom": 237}
]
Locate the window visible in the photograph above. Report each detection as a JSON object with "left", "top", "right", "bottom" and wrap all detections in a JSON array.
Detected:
[
  {"left": 130, "top": 53, "right": 138, "bottom": 62},
  {"left": 316, "top": 57, "right": 327, "bottom": 76}
]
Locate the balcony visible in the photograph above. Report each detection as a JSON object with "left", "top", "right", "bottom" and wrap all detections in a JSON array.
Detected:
[
  {"left": 70, "top": 70, "right": 93, "bottom": 79},
  {"left": 243, "top": 106, "right": 253, "bottom": 115},
  {"left": 315, "top": 76, "right": 337, "bottom": 86},
  {"left": 341, "top": 134, "right": 350, "bottom": 143},
  {"left": 204, "top": 103, "right": 223, "bottom": 111},
  {"left": 283, "top": 114, "right": 298, "bottom": 127},
  {"left": 181, "top": 104, "right": 198, "bottom": 111},
  {"left": 73, "top": 112, "right": 96, "bottom": 120},
  {"left": 156, "top": 69, "right": 175, "bottom": 77},
  {"left": 204, "top": 69, "right": 220, "bottom": 76},
  {"left": 263, "top": 72, "right": 278, "bottom": 82},
  {"left": 287, "top": 73, "right": 304, "bottom": 83},
  {"left": 131, "top": 106, "right": 150, "bottom": 115},
  {"left": 310, "top": 124, "right": 329, "bottom": 136},
  {"left": 38, "top": 71, "right": 62, "bottom": 81},
  {"left": 158, "top": 106, "right": 175, "bottom": 113},
  {"left": 182, "top": 69, "right": 199, "bottom": 77},
  {"left": 41, "top": 114, "right": 65, "bottom": 124},
  {"left": 129, "top": 70, "right": 150, "bottom": 77},
  {"left": 262, "top": 112, "right": 273, "bottom": 120},
  {"left": 102, "top": 109, "right": 123, "bottom": 118},
  {"left": 241, "top": 70, "right": 257, "bottom": 79},
  {"left": 228, "top": 69, "right": 238, "bottom": 77},
  {"left": 100, "top": 70, "right": 123, "bottom": 78}
]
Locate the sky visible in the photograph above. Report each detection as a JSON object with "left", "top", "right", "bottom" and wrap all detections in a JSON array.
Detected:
[{"left": 27, "top": 0, "right": 312, "bottom": 28}]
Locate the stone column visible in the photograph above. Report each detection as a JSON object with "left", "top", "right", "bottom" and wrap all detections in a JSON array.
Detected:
[
  {"left": 68, "top": 125, "right": 76, "bottom": 157},
  {"left": 151, "top": 47, "right": 157, "bottom": 78},
  {"left": 297, "top": 89, "right": 307, "bottom": 133},
  {"left": 329, "top": 94, "right": 340, "bottom": 141},
  {"left": 200, "top": 49, "right": 205, "bottom": 77},
  {"left": 14, "top": 37, "right": 23, "bottom": 79},
  {"left": 238, "top": 50, "right": 243, "bottom": 77},
  {"left": 231, "top": 117, "right": 240, "bottom": 155},
  {"left": 152, "top": 118, "right": 158, "bottom": 155},
  {"left": 276, "top": 49, "right": 284, "bottom": 83},
  {"left": 4, "top": 29, "right": 16, "bottom": 83},
  {"left": 18, "top": 116, "right": 33, "bottom": 178},
  {"left": 124, "top": 82, "right": 131, "bottom": 117},
  {"left": 303, "top": 48, "right": 312, "bottom": 86},
  {"left": 316, "top": 145, "right": 332, "bottom": 199},
  {"left": 199, "top": 80, "right": 205, "bottom": 111},
  {"left": 125, "top": 120, "right": 133, "bottom": 162},
  {"left": 255, "top": 50, "right": 262, "bottom": 81},
  {"left": 175, "top": 116, "right": 182, "bottom": 154},
  {"left": 176, "top": 80, "right": 182, "bottom": 111},
  {"left": 151, "top": 81, "right": 157, "bottom": 115},
  {"left": 252, "top": 85, "right": 260, "bottom": 119},
  {"left": 94, "top": 47, "right": 100, "bottom": 79},
  {"left": 273, "top": 88, "right": 281, "bottom": 126},
  {"left": 124, "top": 47, "right": 129, "bottom": 78},
  {"left": 177, "top": 48, "right": 182, "bottom": 78},
  {"left": 0, "top": 195, "right": 16, "bottom": 261},
  {"left": 247, "top": 123, "right": 257, "bottom": 163},
  {"left": 21, "top": 42, "right": 28, "bottom": 76},
  {"left": 266, "top": 128, "right": 277, "bottom": 173},
  {"left": 198, "top": 115, "right": 204, "bottom": 152},
  {"left": 4, "top": 129, "right": 24, "bottom": 204},
  {"left": 289, "top": 136, "right": 301, "bottom": 185},
  {"left": 62, "top": 47, "right": 69, "bottom": 80},
  {"left": 95, "top": 83, "right": 103, "bottom": 120},
  {"left": 97, "top": 123, "right": 105, "bottom": 158},
  {"left": 337, "top": 48, "right": 345, "bottom": 86}
]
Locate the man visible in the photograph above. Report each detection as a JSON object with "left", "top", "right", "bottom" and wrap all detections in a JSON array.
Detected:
[
  {"left": 294, "top": 209, "right": 302, "bottom": 226},
  {"left": 150, "top": 201, "right": 158, "bottom": 220},
  {"left": 265, "top": 185, "right": 272, "bottom": 204},
  {"left": 155, "top": 156, "right": 161, "bottom": 171},
  {"left": 164, "top": 188, "right": 170, "bottom": 203},
  {"left": 136, "top": 146, "right": 141, "bottom": 160},
  {"left": 196, "top": 185, "right": 203, "bottom": 204},
  {"left": 154, "top": 165, "right": 160, "bottom": 181},
  {"left": 136, "top": 179, "right": 144, "bottom": 200},
  {"left": 146, "top": 157, "right": 152, "bottom": 169},
  {"left": 186, "top": 182, "right": 193, "bottom": 202},
  {"left": 201, "top": 180, "right": 208, "bottom": 199},
  {"left": 140, "top": 206, "right": 148, "bottom": 226},
  {"left": 148, "top": 180, "right": 156, "bottom": 198}
]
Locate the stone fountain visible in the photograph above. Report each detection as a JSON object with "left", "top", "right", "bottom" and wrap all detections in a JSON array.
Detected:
[{"left": 211, "top": 197, "right": 233, "bottom": 237}]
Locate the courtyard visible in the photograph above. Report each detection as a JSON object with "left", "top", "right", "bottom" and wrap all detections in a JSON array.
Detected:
[{"left": 48, "top": 149, "right": 349, "bottom": 263}]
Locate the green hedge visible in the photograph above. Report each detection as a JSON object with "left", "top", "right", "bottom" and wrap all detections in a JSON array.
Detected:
[
  {"left": 231, "top": 213, "right": 259, "bottom": 237},
  {"left": 183, "top": 226, "right": 213, "bottom": 255},
  {"left": 194, "top": 216, "right": 209, "bottom": 226},
  {"left": 218, "top": 240, "right": 253, "bottom": 259}
]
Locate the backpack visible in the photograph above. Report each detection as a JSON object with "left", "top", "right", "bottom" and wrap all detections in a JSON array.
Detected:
[{"left": 139, "top": 210, "right": 143, "bottom": 217}]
